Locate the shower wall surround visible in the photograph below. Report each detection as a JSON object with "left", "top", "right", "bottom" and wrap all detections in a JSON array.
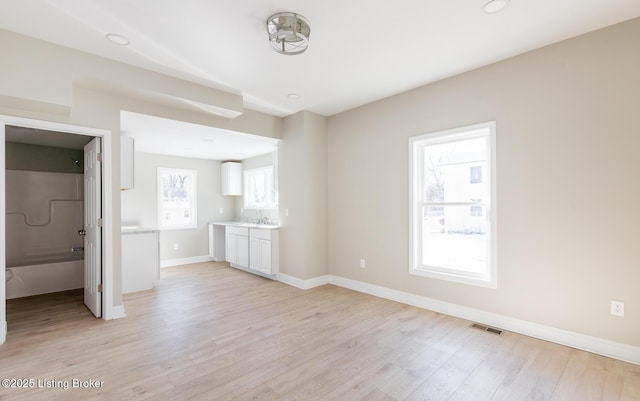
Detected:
[{"left": 6, "top": 170, "right": 84, "bottom": 266}]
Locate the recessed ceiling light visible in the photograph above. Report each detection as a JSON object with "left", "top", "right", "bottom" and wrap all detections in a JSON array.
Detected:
[
  {"left": 106, "top": 33, "right": 130, "bottom": 46},
  {"left": 287, "top": 93, "right": 301, "bottom": 100},
  {"left": 202, "top": 139, "right": 216, "bottom": 143},
  {"left": 482, "top": 0, "right": 510, "bottom": 14}
]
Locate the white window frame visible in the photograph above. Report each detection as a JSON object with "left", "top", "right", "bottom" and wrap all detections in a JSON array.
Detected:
[
  {"left": 243, "top": 166, "right": 278, "bottom": 210},
  {"left": 157, "top": 167, "right": 197, "bottom": 230},
  {"left": 409, "top": 121, "right": 497, "bottom": 288}
]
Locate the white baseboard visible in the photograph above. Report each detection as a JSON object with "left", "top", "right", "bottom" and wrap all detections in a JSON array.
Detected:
[
  {"left": 327, "top": 275, "right": 640, "bottom": 366},
  {"left": 161, "top": 255, "right": 212, "bottom": 268},
  {"left": 0, "top": 320, "right": 6, "bottom": 344},
  {"left": 109, "top": 305, "right": 126, "bottom": 320},
  {"left": 277, "top": 273, "right": 330, "bottom": 290}
]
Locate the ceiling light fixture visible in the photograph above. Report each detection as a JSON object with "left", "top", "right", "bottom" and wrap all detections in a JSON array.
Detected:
[
  {"left": 287, "top": 93, "right": 301, "bottom": 100},
  {"left": 106, "top": 33, "right": 130, "bottom": 45},
  {"left": 482, "top": 0, "right": 510, "bottom": 14},
  {"left": 267, "top": 12, "right": 311, "bottom": 55}
]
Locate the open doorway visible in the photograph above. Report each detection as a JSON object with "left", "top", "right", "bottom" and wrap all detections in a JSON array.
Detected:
[{"left": 0, "top": 116, "right": 114, "bottom": 345}]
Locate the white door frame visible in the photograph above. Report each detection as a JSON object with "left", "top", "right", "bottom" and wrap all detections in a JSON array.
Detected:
[{"left": 0, "top": 115, "right": 114, "bottom": 344}]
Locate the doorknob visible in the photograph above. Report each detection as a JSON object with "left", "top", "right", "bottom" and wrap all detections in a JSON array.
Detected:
[{"left": 78, "top": 229, "right": 86, "bottom": 236}]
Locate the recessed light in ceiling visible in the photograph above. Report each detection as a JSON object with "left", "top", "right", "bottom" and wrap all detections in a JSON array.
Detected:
[
  {"left": 106, "top": 33, "right": 130, "bottom": 46},
  {"left": 482, "top": 0, "right": 510, "bottom": 14},
  {"left": 287, "top": 93, "right": 301, "bottom": 100},
  {"left": 202, "top": 139, "right": 216, "bottom": 143}
]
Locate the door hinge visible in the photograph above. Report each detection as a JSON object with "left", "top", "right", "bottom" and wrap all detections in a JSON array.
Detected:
[
  {"left": 97, "top": 284, "right": 103, "bottom": 293},
  {"left": 97, "top": 218, "right": 103, "bottom": 227},
  {"left": 96, "top": 152, "right": 103, "bottom": 162}
]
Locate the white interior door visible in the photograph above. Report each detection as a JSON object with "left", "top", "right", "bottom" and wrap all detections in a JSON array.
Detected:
[{"left": 84, "top": 138, "right": 102, "bottom": 317}]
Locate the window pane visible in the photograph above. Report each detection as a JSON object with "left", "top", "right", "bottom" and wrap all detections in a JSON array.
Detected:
[
  {"left": 244, "top": 166, "right": 278, "bottom": 209},
  {"left": 158, "top": 168, "right": 196, "bottom": 229},
  {"left": 470, "top": 166, "right": 482, "bottom": 184},
  {"left": 421, "top": 205, "right": 487, "bottom": 274},
  {"left": 247, "top": 171, "right": 266, "bottom": 205},
  {"left": 423, "top": 137, "right": 487, "bottom": 203}
]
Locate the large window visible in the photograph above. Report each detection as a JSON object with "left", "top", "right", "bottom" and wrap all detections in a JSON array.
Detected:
[
  {"left": 158, "top": 168, "right": 197, "bottom": 229},
  {"left": 409, "top": 122, "right": 496, "bottom": 287},
  {"left": 244, "top": 166, "right": 278, "bottom": 209}
]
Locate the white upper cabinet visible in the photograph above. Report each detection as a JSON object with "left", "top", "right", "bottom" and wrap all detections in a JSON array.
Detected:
[
  {"left": 120, "top": 136, "right": 135, "bottom": 190},
  {"left": 221, "top": 162, "right": 242, "bottom": 196}
]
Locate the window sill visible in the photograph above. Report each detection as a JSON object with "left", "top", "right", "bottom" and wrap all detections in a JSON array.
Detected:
[{"left": 409, "top": 266, "right": 496, "bottom": 288}]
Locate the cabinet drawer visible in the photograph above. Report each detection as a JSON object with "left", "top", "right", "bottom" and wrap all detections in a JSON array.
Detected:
[
  {"left": 250, "top": 228, "right": 272, "bottom": 240},
  {"left": 226, "top": 226, "right": 249, "bottom": 236}
]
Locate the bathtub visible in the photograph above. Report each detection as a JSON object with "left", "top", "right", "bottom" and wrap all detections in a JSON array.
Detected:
[{"left": 5, "top": 252, "right": 84, "bottom": 299}]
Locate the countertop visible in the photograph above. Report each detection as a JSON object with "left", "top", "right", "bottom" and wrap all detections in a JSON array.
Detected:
[
  {"left": 211, "top": 221, "right": 280, "bottom": 230},
  {"left": 122, "top": 226, "right": 160, "bottom": 234}
]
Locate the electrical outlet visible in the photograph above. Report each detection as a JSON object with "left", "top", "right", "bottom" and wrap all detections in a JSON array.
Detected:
[
  {"left": 285, "top": 208, "right": 289, "bottom": 217},
  {"left": 611, "top": 300, "right": 624, "bottom": 317},
  {"left": 173, "top": 243, "right": 179, "bottom": 250},
  {"left": 360, "top": 259, "right": 366, "bottom": 268},
  {"left": 219, "top": 207, "right": 224, "bottom": 214}
]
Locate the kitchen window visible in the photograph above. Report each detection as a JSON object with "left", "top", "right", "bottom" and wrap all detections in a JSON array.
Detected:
[
  {"left": 244, "top": 166, "right": 278, "bottom": 209},
  {"left": 409, "top": 122, "right": 496, "bottom": 287},
  {"left": 158, "top": 167, "right": 197, "bottom": 229}
]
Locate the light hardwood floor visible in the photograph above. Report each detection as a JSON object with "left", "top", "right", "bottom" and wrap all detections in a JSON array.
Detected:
[{"left": 0, "top": 262, "right": 638, "bottom": 400}]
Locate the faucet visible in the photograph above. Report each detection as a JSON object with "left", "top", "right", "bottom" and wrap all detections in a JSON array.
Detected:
[{"left": 259, "top": 210, "right": 270, "bottom": 224}]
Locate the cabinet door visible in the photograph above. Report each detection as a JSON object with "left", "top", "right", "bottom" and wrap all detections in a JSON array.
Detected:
[
  {"left": 225, "top": 233, "right": 236, "bottom": 264},
  {"left": 236, "top": 235, "right": 249, "bottom": 268},
  {"left": 249, "top": 237, "right": 260, "bottom": 271},
  {"left": 221, "top": 162, "right": 242, "bottom": 196},
  {"left": 259, "top": 239, "right": 272, "bottom": 274}
]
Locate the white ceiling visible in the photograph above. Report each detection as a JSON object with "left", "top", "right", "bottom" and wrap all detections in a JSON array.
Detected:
[
  {"left": 120, "top": 111, "right": 278, "bottom": 161},
  {"left": 1, "top": 0, "right": 639, "bottom": 119},
  {"left": 2, "top": 1, "right": 640, "bottom": 160}
]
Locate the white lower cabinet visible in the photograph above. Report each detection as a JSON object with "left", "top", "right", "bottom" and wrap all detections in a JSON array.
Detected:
[
  {"left": 236, "top": 235, "right": 249, "bottom": 268},
  {"left": 225, "top": 226, "right": 249, "bottom": 268},
  {"left": 222, "top": 224, "right": 278, "bottom": 277},
  {"left": 250, "top": 237, "right": 272, "bottom": 274},
  {"left": 249, "top": 228, "right": 278, "bottom": 275},
  {"left": 122, "top": 230, "right": 159, "bottom": 294}
]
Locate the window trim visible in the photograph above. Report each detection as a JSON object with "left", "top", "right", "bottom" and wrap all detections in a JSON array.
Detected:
[
  {"left": 157, "top": 167, "right": 198, "bottom": 230},
  {"left": 408, "top": 121, "right": 497, "bottom": 288}
]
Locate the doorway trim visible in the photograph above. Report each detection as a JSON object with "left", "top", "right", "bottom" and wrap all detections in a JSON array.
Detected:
[{"left": 0, "top": 115, "right": 114, "bottom": 344}]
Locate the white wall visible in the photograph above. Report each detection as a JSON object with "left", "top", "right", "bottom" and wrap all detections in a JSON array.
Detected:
[
  {"left": 327, "top": 18, "right": 640, "bottom": 347},
  {"left": 279, "top": 111, "right": 328, "bottom": 280},
  {"left": 121, "top": 152, "right": 235, "bottom": 261}
]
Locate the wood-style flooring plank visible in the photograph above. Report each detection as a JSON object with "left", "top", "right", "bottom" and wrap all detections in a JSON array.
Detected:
[{"left": 0, "top": 262, "right": 637, "bottom": 401}]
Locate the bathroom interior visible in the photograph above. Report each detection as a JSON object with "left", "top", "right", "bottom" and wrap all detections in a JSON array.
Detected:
[{"left": 4, "top": 125, "right": 92, "bottom": 315}]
